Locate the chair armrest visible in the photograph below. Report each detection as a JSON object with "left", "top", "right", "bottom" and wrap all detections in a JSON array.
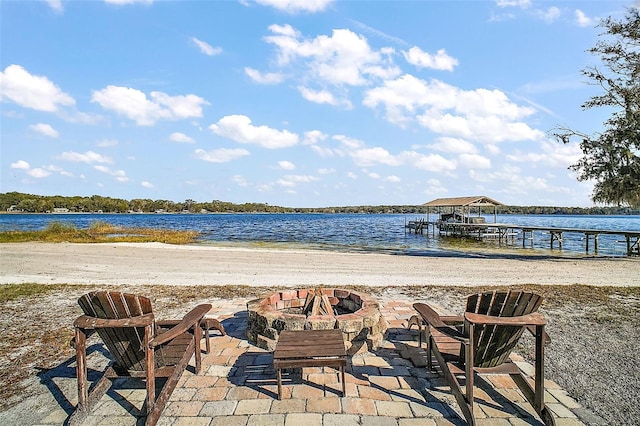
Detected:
[
  {"left": 149, "top": 304, "right": 211, "bottom": 348},
  {"left": 525, "top": 325, "right": 552, "bottom": 343},
  {"left": 413, "top": 303, "right": 467, "bottom": 342},
  {"left": 441, "top": 315, "right": 464, "bottom": 325},
  {"left": 464, "top": 311, "right": 546, "bottom": 327},
  {"left": 74, "top": 313, "right": 155, "bottom": 329},
  {"left": 157, "top": 317, "right": 226, "bottom": 335}
]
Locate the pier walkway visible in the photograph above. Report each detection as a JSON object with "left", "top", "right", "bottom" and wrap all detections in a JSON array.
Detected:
[{"left": 406, "top": 220, "right": 640, "bottom": 256}]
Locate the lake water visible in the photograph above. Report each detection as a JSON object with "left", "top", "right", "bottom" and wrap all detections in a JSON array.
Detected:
[{"left": 1, "top": 213, "right": 639, "bottom": 257}]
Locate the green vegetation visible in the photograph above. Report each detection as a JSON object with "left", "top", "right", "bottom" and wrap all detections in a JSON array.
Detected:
[
  {"left": 1, "top": 191, "right": 638, "bottom": 215},
  {"left": 0, "top": 221, "right": 199, "bottom": 244},
  {"left": 553, "top": 7, "right": 640, "bottom": 208},
  {"left": 0, "top": 283, "right": 61, "bottom": 303}
]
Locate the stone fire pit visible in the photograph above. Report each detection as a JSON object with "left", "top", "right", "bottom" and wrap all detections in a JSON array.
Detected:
[{"left": 246, "top": 288, "right": 387, "bottom": 355}]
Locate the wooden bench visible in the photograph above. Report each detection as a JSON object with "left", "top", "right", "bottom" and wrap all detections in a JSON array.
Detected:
[{"left": 273, "top": 329, "right": 347, "bottom": 400}]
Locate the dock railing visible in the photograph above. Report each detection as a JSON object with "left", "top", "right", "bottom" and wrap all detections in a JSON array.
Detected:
[{"left": 405, "top": 219, "right": 640, "bottom": 256}]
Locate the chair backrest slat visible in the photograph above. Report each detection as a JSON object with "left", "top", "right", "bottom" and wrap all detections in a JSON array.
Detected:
[
  {"left": 465, "top": 290, "right": 543, "bottom": 368},
  {"left": 78, "top": 291, "right": 154, "bottom": 372}
]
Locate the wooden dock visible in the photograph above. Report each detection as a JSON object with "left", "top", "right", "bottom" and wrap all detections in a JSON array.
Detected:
[{"left": 406, "top": 220, "right": 640, "bottom": 256}]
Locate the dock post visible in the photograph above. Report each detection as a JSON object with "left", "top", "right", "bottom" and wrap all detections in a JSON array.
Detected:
[
  {"left": 626, "top": 235, "right": 631, "bottom": 256},
  {"left": 550, "top": 231, "right": 563, "bottom": 249},
  {"left": 585, "top": 234, "right": 590, "bottom": 254}
]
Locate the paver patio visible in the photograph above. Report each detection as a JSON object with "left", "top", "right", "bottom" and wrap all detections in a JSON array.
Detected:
[{"left": 35, "top": 298, "right": 596, "bottom": 425}]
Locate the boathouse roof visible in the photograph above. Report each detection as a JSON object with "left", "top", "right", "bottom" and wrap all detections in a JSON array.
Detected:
[{"left": 422, "top": 196, "right": 504, "bottom": 208}]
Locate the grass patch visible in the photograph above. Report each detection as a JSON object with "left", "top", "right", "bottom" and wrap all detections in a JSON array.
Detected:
[
  {"left": 0, "top": 221, "right": 199, "bottom": 244},
  {"left": 0, "top": 283, "right": 61, "bottom": 303}
]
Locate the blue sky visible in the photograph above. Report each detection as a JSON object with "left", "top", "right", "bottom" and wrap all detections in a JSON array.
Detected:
[{"left": 1, "top": 0, "right": 637, "bottom": 208}]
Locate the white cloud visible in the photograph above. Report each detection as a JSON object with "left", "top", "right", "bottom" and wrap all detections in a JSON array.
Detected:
[
  {"left": 278, "top": 160, "right": 296, "bottom": 170},
  {"left": 507, "top": 139, "right": 582, "bottom": 168},
  {"left": 403, "top": 151, "right": 457, "bottom": 172},
  {"left": 256, "top": 183, "right": 274, "bottom": 192},
  {"left": 94, "top": 165, "right": 129, "bottom": 181},
  {"left": 496, "top": 0, "right": 531, "bottom": 8},
  {"left": 11, "top": 160, "right": 72, "bottom": 178},
  {"left": 278, "top": 174, "right": 319, "bottom": 187},
  {"left": 385, "top": 175, "right": 401, "bottom": 183},
  {"left": 302, "top": 130, "right": 328, "bottom": 145},
  {"left": 298, "top": 86, "right": 351, "bottom": 108},
  {"left": 430, "top": 137, "right": 478, "bottom": 154},
  {"left": 351, "top": 147, "right": 402, "bottom": 167},
  {"left": 105, "top": 0, "right": 154, "bottom": 5},
  {"left": 30, "top": 123, "right": 59, "bottom": 138},
  {"left": 96, "top": 139, "right": 119, "bottom": 148},
  {"left": 457, "top": 153, "right": 492, "bottom": 169},
  {"left": 194, "top": 147, "right": 250, "bottom": 163},
  {"left": 346, "top": 172, "right": 357, "bottom": 179},
  {"left": 191, "top": 37, "right": 222, "bottom": 56},
  {"left": 45, "top": 0, "right": 63, "bottom": 13},
  {"left": 537, "top": 6, "right": 561, "bottom": 24},
  {"left": 310, "top": 144, "right": 339, "bottom": 157},
  {"left": 424, "top": 178, "right": 447, "bottom": 195},
  {"left": 277, "top": 178, "right": 296, "bottom": 188},
  {"left": 575, "top": 10, "right": 596, "bottom": 28},
  {"left": 347, "top": 144, "right": 456, "bottom": 173},
  {"left": 91, "top": 85, "right": 209, "bottom": 126},
  {"left": 59, "top": 150, "right": 113, "bottom": 164},
  {"left": 11, "top": 160, "right": 30, "bottom": 170},
  {"left": 364, "top": 74, "right": 544, "bottom": 143},
  {"left": 263, "top": 25, "right": 401, "bottom": 89},
  {"left": 486, "top": 144, "right": 501, "bottom": 155},
  {"left": 27, "top": 168, "right": 52, "bottom": 178},
  {"left": 349, "top": 19, "right": 409, "bottom": 47},
  {"left": 245, "top": 67, "right": 285, "bottom": 84},
  {"left": 333, "top": 134, "right": 364, "bottom": 149},
  {"left": 290, "top": 175, "right": 318, "bottom": 183},
  {"left": 45, "top": 165, "right": 73, "bottom": 177},
  {"left": 402, "top": 46, "right": 458, "bottom": 71},
  {"left": 233, "top": 175, "right": 248, "bottom": 187},
  {"left": 0, "top": 64, "right": 75, "bottom": 112},
  {"left": 141, "top": 181, "right": 154, "bottom": 188},
  {"left": 251, "top": 0, "right": 333, "bottom": 13},
  {"left": 317, "top": 168, "right": 335, "bottom": 174},
  {"left": 209, "top": 115, "right": 298, "bottom": 149},
  {"left": 170, "top": 132, "right": 195, "bottom": 143},
  {"left": 470, "top": 166, "right": 556, "bottom": 195}
]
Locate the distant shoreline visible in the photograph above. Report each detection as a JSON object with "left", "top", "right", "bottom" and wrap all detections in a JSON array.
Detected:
[{"left": 2, "top": 192, "right": 639, "bottom": 215}]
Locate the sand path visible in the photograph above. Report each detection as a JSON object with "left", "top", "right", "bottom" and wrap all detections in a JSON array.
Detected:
[{"left": 1, "top": 242, "right": 638, "bottom": 287}]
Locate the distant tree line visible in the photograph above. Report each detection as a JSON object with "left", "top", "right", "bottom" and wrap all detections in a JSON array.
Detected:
[{"left": 1, "top": 192, "right": 638, "bottom": 215}]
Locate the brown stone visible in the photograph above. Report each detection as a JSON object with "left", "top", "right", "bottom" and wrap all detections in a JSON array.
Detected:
[
  {"left": 274, "top": 314, "right": 306, "bottom": 331},
  {"left": 305, "top": 315, "right": 337, "bottom": 330},
  {"left": 358, "top": 307, "right": 381, "bottom": 328},
  {"left": 257, "top": 334, "right": 276, "bottom": 351},
  {"left": 336, "top": 314, "right": 364, "bottom": 333},
  {"left": 280, "top": 290, "right": 297, "bottom": 301},
  {"left": 334, "top": 289, "right": 350, "bottom": 299}
]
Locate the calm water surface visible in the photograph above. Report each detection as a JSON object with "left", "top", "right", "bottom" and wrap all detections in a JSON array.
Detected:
[{"left": 1, "top": 213, "right": 639, "bottom": 257}]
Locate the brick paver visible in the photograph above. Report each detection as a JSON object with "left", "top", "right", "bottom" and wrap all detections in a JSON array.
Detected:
[{"left": 42, "top": 297, "right": 590, "bottom": 426}]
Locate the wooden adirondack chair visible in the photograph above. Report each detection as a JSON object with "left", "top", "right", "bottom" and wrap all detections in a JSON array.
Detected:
[
  {"left": 69, "top": 291, "right": 212, "bottom": 426},
  {"left": 413, "top": 290, "right": 555, "bottom": 425}
]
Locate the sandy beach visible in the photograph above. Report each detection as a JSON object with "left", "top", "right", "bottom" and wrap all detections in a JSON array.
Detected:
[{"left": 1, "top": 241, "right": 639, "bottom": 287}]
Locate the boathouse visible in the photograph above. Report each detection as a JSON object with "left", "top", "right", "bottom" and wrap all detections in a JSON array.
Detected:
[
  {"left": 405, "top": 196, "right": 640, "bottom": 256},
  {"left": 423, "top": 195, "right": 504, "bottom": 224}
]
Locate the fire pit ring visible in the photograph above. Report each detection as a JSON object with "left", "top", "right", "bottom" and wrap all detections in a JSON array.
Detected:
[{"left": 246, "top": 288, "right": 387, "bottom": 355}]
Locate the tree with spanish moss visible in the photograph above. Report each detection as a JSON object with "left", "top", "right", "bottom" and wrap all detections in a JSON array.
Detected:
[{"left": 553, "top": 7, "right": 640, "bottom": 208}]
